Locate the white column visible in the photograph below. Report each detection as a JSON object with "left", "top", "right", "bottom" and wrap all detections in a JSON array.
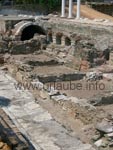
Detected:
[
  {"left": 68, "top": 0, "right": 73, "bottom": 18},
  {"left": 76, "top": 0, "right": 81, "bottom": 19},
  {"left": 61, "top": 0, "right": 65, "bottom": 17}
]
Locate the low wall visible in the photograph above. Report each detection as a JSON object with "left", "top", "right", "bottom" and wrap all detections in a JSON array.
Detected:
[
  {"left": 6, "top": 62, "right": 97, "bottom": 125},
  {"left": 37, "top": 18, "right": 113, "bottom": 47},
  {"left": 38, "top": 73, "right": 86, "bottom": 83}
]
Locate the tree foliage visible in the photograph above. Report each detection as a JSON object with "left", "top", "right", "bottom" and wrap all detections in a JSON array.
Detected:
[{"left": 15, "top": 0, "right": 61, "bottom": 9}]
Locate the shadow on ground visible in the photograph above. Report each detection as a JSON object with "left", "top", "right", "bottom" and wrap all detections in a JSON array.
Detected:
[{"left": 0, "top": 96, "right": 11, "bottom": 107}]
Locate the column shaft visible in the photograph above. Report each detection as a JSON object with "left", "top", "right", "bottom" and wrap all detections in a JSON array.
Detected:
[
  {"left": 76, "top": 0, "right": 81, "bottom": 19},
  {"left": 68, "top": 0, "right": 73, "bottom": 18},
  {"left": 61, "top": 0, "right": 65, "bottom": 17}
]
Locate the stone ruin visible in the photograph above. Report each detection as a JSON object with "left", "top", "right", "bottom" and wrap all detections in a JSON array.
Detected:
[
  {"left": 0, "top": 16, "right": 112, "bottom": 72},
  {"left": 0, "top": 33, "right": 47, "bottom": 54},
  {"left": 0, "top": 109, "right": 34, "bottom": 150},
  {"left": 0, "top": 15, "right": 113, "bottom": 150}
]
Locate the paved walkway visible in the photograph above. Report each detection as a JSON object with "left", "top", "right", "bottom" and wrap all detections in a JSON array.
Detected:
[{"left": 0, "top": 70, "right": 95, "bottom": 150}]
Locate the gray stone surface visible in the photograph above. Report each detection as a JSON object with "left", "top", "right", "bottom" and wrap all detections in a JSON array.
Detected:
[
  {"left": 96, "top": 121, "right": 113, "bottom": 134},
  {"left": 94, "top": 139, "right": 103, "bottom": 147},
  {"left": 0, "top": 70, "right": 95, "bottom": 150}
]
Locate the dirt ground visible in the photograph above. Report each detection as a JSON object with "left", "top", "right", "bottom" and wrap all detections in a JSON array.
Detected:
[
  {"left": 33, "top": 90, "right": 96, "bottom": 144},
  {"left": 7, "top": 53, "right": 113, "bottom": 148},
  {"left": 71, "top": 5, "right": 113, "bottom": 21}
]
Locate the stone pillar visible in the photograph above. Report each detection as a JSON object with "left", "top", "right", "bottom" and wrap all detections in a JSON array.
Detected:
[
  {"left": 76, "top": 0, "right": 81, "bottom": 19},
  {"left": 61, "top": 0, "right": 65, "bottom": 17},
  {"left": 71, "top": 39, "right": 75, "bottom": 46},
  {"left": 46, "top": 34, "right": 50, "bottom": 44},
  {"left": 109, "top": 51, "right": 113, "bottom": 65},
  {"left": 68, "top": 0, "right": 73, "bottom": 18},
  {"left": 52, "top": 34, "right": 56, "bottom": 44},
  {"left": 61, "top": 36, "right": 65, "bottom": 46}
]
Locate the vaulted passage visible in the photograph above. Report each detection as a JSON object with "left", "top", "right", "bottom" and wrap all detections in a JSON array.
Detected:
[
  {"left": 65, "top": 37, "right": 71, "bottom": 46},
  {"left": 56, "top": 35, "right": 62, "bottom": 45},
  {"left": 21, "top": 25, "right": 45, "bottom": 41}
]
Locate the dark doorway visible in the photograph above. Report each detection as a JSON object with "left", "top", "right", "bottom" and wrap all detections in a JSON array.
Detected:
[
  {"left": 103, "top": 49, "right": 110, "bottom": 60},
  {"left": 21, "top": 25, "right": 45, "bottom": 41},
  {"left": 65, "top": 37, "right": 71, "bottom": 46},
  {"left": 47, "top": 33, "right": 53, "bottom": 44},
  {"left": 56, "top": 35, "right": 62, "bottom": 45}
]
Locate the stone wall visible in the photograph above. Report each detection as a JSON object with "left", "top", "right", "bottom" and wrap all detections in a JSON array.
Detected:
[
  {"left": 36, "top": 17, "right": 113, "bottom": 48},
  {"left": 38, "top": 73, "right": 86, "bottom": 83},
  {"left": 6, "top": 61, "right": 99, "bottom": 125},
  {"left": 109, "top": 51, "right": 113, "bottom": 65},
  {"left": 0, "top": 34, "right": 47, "bottom": 54},
  {"left": 0, "top": 20, "right": 6, "bottom": 33}
]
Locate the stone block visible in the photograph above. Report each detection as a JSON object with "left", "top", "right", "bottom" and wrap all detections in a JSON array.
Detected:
[
  {"left": 40, "top": 89, "right": 49, "bottom": 99},
  {"left": 109, "top": 51, "right": 113, "bottom": 65},
  {"left": 16, "top": 72, "right": 24, "bottom": 82}
]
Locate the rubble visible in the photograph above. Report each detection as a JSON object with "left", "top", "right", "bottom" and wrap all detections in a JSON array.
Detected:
[
  {"left": 0, "top": 55, "right": 4, "bottom": 64},
  {"left": 89, "top": 92, "right": 113, "bottom": 106},
  {"left": 92, "top": 118, "right": 113, "bottom": 149},
  {"left": 80, "top": 60, "right": 90, "bottom": 71},
  {"left": 31, "top": 81, "right": 44, "bottom": 90},
  {"left": 94, "top": 139, "right": 103, "bottom": 147},
  {"left": 85, "top": 71, "right": 103, "bottom": 81},
  {"left": 40, "top": 89, "right": 50, "bottom": 99},
  {"left": 0, "top": 34, "right": 47, "bottom": 55},
  {"left": 9, "top": 36, "right": 46, "bottom": 54},
  {"left": 0, "top": 40, "right": 8, "bottom": 53},
  {"left": 0, "top": 142, "right": 11, "bottom": 150},
  {"left": 51, "top": 94, "right": 69, "bottom": 101},
  {"left": 1, "top": 14, "right": 113, "bottom": 150},
  {"left": 96, "top": 120, "right": 113, "bottom": 134},
  {"left": 48, "top": 87, "right": 59, "bottom": 96},
  {"left": 103, "top": 73, "right": 113, "bottom": 81},
  {"left": 0, "top": 109, "right": 31, "bottom": 150},
  {"left": 18, "top": 63, "right": 33, "bottom": 72}
]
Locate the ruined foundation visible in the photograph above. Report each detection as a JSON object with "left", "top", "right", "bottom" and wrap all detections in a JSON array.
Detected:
[{"left": 0, "top": 14, "right": 113, "bottom": 150}]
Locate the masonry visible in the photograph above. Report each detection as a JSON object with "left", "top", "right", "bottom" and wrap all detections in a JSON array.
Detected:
[
  {"left": 1, "top": 15, "right": 113, "bottom": 49},
  {"left": 36, "top": 16, "right": 113, "bottom": 48},
  {"left": 1, "top": 12, "right": 113, "bottom": 150}
]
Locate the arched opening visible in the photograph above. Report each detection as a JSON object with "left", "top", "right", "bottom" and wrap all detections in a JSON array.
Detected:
[
  {"left": 56, "top": 33, "right": 62, "bottom": 45},
  {"left": 65, "top": 37, "right": 71, "bottom": 46},
  {"left": 103, "top": 49, "right": 110, "bottom": 61},
  {"left": 21, "top": 25, "right": 45, "bottom": 41},
  {"left": 47, "top": 33, "right": 53, "bottom": 44}
]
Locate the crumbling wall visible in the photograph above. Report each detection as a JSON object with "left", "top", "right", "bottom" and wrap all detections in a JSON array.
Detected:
[
  {"left": 0, "top": 34, "right": 47, "bottom": 54},
  {"left": 6, "top": 60, "right": 100, "bottom": 126},
  {"left": 0, "top": 20, "right": 6, "bottom": 33},
  {"left": 74, "top": 38, "right": 110, "bottom": 70}
]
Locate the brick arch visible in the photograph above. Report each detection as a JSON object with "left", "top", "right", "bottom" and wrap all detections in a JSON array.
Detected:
[{"left": 14, "top": 21, "right": 46, "bottom": 41}]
